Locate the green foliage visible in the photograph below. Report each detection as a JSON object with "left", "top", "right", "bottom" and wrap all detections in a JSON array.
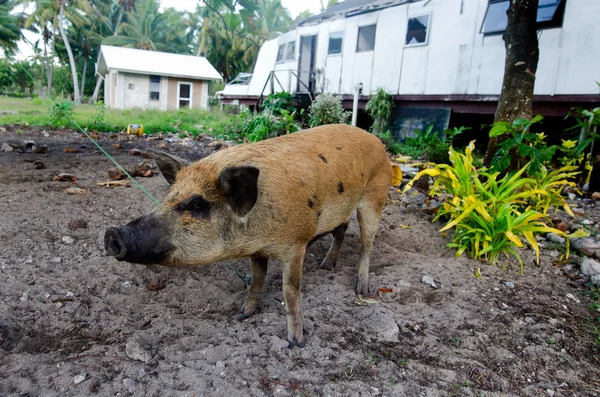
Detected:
[
  {"left": 528, "top": 165, "right": 579, "bottom": 216},
  {"left": 365, "top": 88, "right": 393, "bottom": 135},
  {"left": 402, "top": 125, "right": 467, "bottom": 164},
  {"left": 0, "top": 3, "right": 23, "bottom": 56},
  {"left": 488, "top": 115, "right": 558, "bottom": 175},
  {"left": 93, "top": 100, "right": 106, "bottom": 125},
  {"left": 222, "top": 109, "right": 299, "bottom": 142},
  {"left": 308, "top": 93, "right": 350, "bottom": 127},
  {"left": 404, "top": 142, "right": 588, "bottom": 272},
  {"left": 376, "top": 130, "right": 403, "bottom": 155},
  {"left": 262, "top": 92, "right": 295, "bottom": 116},
  {"left": 48, "top": 98, "right": 74, "bottom": 127}
]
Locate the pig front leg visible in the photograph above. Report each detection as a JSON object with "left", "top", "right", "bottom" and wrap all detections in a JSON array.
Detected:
[
  {"left": 237, "top": 256, "right": 269, "bottom": 321},
  {"left": 281, "top": 248, "right": 306, "bottom": 348}
]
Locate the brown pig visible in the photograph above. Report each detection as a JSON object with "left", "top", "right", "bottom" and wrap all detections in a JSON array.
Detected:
[{"left": 104, "top": 124, "right": 392, "bottom": 347}]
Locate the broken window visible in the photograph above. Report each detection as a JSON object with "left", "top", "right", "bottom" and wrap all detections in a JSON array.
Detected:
[
  {"left": 328, "top": 31, "right": 343, "bottom": 55},
  {"left": 276, "top": 41, "right": 295, "bottom": 63},
  {"left": 285, "top": 41, "right": 296, "bottom": 61},
  {"left": 149, "top": 75, "right": 160, "bottom": 100},
  {"left": 356, "top": 24, "right": 376, "bottom": 52},
  {"left": 405, "top": 14, "right": 431, "bottom": 46},
  {"left": 481, "top": 0, "right": 566, "bottom": 35}
]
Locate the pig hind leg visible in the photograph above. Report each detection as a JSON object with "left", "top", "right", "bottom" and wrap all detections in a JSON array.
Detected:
[
  {"left": 281, "top": 247, "right": 306, "bottom": 348},
  {"left": 319, "top": 222, "right": 348, "bottom": 271},
  {"left": 355, "top": 179, "right": 388, "bottom": 296},
  {"left": 237, "top": 255, "right": 268, "bottom": 321}
]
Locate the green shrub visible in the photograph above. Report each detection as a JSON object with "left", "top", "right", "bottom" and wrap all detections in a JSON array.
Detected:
[
  {"left": 308, "top": 93, "right": 350, "bottom": 127},
  {"left": 262, "top": 92, "right": 295, "bottom": 116},
  {"left": 31, "top": 97, "right": 43, "bottom": 106},
  {"left": 365, "top": 88, "right": 393, "bottom": 134},
  {"left": 221, "top": 109, "right": 300, "bottom": 142},
  {"left": 404, "top": 142, "right": 588, "bottom": 272},
  {"left": 400, "top": 124, "right": 467, "bottom": 164},
  {"left": 48, "top": 98, "right": 74, "bottom": 127}
]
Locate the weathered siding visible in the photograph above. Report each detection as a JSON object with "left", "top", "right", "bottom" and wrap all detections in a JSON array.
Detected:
[{"left": 244, "top": 0, "right": 600, "bottom": 98}]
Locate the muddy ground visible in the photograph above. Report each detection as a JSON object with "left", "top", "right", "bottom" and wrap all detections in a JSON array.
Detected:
[{"left": 0, "top": 125, "right": 599, "bottom": 397}]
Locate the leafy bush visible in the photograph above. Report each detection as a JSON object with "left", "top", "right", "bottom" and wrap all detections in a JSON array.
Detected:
[
  {"left": 222, "top": 109, "right": 300, "bottom": 142},
  {"left": 262, "top": 92, "right": 295, "bottom": 116},
  {"left": 376, "top": 130, "right": 403, "bottom": 155},
  {"left": 400, "top": 125, "right": 467, "bottom": 164},
  {"left": 489, "top": 115, "right": 557, "bottom": 175},
  {"left": 365, "top": 88, "right": 393, "bottom": 134},
  {"left": 528, "top": 165, "right": 580, "bottom": 216},
  {"left": 48, "top": 99, "right": 74, "bottom": 127},
  {"left": 93, "top": 100, "right": 106, "bottom": 125},
  {"left": 308, "top": 93, "right": 350, "bottom": 127},
  {"left": 404, "top": 142, "right": 588, "bottom": 271}
]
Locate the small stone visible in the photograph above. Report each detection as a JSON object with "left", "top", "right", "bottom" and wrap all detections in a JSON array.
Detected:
[
  {"left": 566, "top": 293, "right": 580, "bottom": 303},
  {"left": 125, "top": 335, "right": 156, "bottom": 363},
  {"left": 581, "top": 258, "right": 600, "bottom": 276},
  {"left": 123, "top": 378, "right": 136, "bottom": 389},
  {"left": 568, "top": 193, "right": 576, "bottom": 201},
  {"left": 216, "top": 361, "right": 225, "bottom": 368},
  {"left": 546, "top": 233, "right": 565, "bottom": 245},
  {"left": 51, "top": 257, "right": 62, "bottom": 263},
  {"left": 546, "top": 390, "right": 555, "bottom": 396},
  {"left": 20, "top": 292, "right": 29, "bottom": 302},
  {"left": 68, "top": 219, "right": 88, "bottom": 230},
  {"left": 593, "top": 192, "right": 600, "bottom": 200},
  {"left": 501, "top": 303, "right": 509, "bottom": 309},
  {"left": 524, "top": 317, "right": 535, "bottom": 324},
  {"left": 504, "top": 281, "right": 515, "bottom": 289},
  {"left": 1, "top": 142, "right": 14, "bottom": 152},
  {"left": 572, "top": 238, "right": 600, "bottom": 257},
  {"left": 269, "top": 336, "right": 289, "bottom": 351},
  {"left": 61, "top": 236, "right": 74, "bottom": 244},
  {"left": 494, "top": 287, "right": 500, "bottom": 292},
  {"left": 73, "top": 373, "right": 87, "bottom": 384},
  {"left": 362, "top": 313, "right": 400, "bottom": 342},
  {"left": 590, "top": 274, "right": 600, "bottom": 286},
  {"left": 548, "top": 250, "right": 560, "bottom": 259},
  {"left": 581, "top": 219, "right": 594, "bottom": 225},
  {"left": 421, "top": 275, "right": 437, "bottom": 288},
  {"left": 122, "top": 281, "right": 132, "bottom": 288}
]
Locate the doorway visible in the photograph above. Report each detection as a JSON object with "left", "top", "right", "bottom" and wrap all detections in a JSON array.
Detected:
[
  {"left": 177, "top": 82, "right": 192, "bottom": 109},
  {"left": 298, "top": 35, "right": 317, "bottom": 93}
]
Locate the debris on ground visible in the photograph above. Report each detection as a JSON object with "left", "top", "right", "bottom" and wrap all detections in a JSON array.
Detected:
[
  {"left": 53, "top": 173, "right": 79, "bottom": 182},
  {"left": 95, "top": 180, "right": 131, "bottom": 187},
  {"left": 65, "top": 187, "right": 91, "bottom": 195}
]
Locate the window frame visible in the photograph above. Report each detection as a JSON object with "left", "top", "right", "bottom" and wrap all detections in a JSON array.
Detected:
[
  {"left": 480, "top": 0, "right": 566, "bottom": 36},
  {"left": 149, "top": 75, "right": 161, "bottom": 101},
  {"left": 404, "top": 13, "right": 432, "bottom": 47},
  {"left": 356, "top": 24, "right": 377, "bottom": 53},
  {"left": 276, "top": 41, "right": 296, "bottom": 64},
  {"left": 177, "top": 81, "right": 193, "bottom": 109},
  {"left": 327, "top": 31, "right": 344, "bottom": 56}
]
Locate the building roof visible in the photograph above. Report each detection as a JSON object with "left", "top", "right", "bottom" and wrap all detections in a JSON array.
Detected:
[
  {"left": 96, "top": 45, "right": 222, "bottom": 81},
  {"left": 300, "top": 0, "right": 416, "bottom": 25}
]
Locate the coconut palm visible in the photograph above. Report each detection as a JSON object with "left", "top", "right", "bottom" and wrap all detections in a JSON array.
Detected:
[{"left": 0, "top": 2, "right": 23, "bottom": 57}]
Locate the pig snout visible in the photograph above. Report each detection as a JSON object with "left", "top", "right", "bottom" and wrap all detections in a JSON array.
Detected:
[{"left": 104, "top": 215, "right": 173, "bottom": 264}]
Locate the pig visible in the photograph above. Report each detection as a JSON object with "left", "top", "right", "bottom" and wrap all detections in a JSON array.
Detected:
[{"left": 104, "top": 124, "right": 392, "bottom": 347}]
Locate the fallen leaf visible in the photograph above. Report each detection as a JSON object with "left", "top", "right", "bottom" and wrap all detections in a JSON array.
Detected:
[
  {"left": 112, "top": 144, "right": 122, "bottom": 150},
  {"left": 64, "top": 147, "right": 79, "bottom": 153},
  {"left": 107, "top": 168, "right": 125, "bottom": 181},
  {"left": 146, "top": 283, "right": 165, "bottom": 292},
  {"left": 129, "top": 149, "right": 142, "bottom": 156},
  {"left": 395, "top": 155, "right": 413, "bottom": 163},
  {"left": 376, "top": 287, "right": 393, "bottom": 297},
  {"left": 142, "top": 170, "right": 153, "bottom": 178},
  {"left": 592, "top": 192, "right": 600, "bottom": 200},
  {"left": 354, "top": 295, "right": 380, "bottom": 306},
  {"left": 95, "top": 180, "right": 131, "bottom": 187},
  {"left": 54, "top": 173, "right": 78, "bottom": 182},
  {"left": 391, "top": 164, "right": 403, "bottom": 187},
  {"left": 399, "top": 224, "right": 411, "bottom": 229},
  {"left": 65, "top": 187, "right": 91, "bottom": 195}
]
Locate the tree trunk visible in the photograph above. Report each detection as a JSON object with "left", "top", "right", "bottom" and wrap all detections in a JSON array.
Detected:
[
  {"left": 59, "top": 0, "right": 81, "bottom": 104},
  {"left": 89, "top": 7, "right": 123, "bottom": 103},
  {"left": 483, "top": 0, "right": 540, "bottom": 166},
  {"left": 39, "top": 40, "right": 47, "bottom": 98},
  {"left": 80, "top": 59, "right": 87, "bottom": 98},
  {"left": 48, "top": 15, "right": 57, "bottom": 97}
]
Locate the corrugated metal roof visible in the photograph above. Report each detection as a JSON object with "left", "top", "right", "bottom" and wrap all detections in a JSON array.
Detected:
[
  {"left": 97, "top": 45, "right": 222, "bottom": 81},
  {"left": 300, "top": 0, "right": 417, "bottom": 25}
]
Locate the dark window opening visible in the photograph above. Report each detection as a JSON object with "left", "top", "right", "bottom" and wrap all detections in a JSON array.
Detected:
[
  {"left": 149, "top": 75, "right": 160, "bottom": 100},
  {"left": 276, "top": 44, "right": 285, "bottom": 63},
  {"left": 481, "top": 0, "right": 566, "bottom": 35},
  {"left": 285, "top": 41, "right": 295, "bottom": 61},
  {"left": 405, "top": 14, "right": 431, "bottom": 46},
  {"left": 356, "top": 24, "right": 376, "bottom": 52},
  {"left": 328, "top": 31, "right": 343, "bottom": 55}
]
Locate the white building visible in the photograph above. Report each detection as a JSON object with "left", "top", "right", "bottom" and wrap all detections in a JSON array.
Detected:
[
  {"left": 220, "top": 0, "right": 600, "bottom": 118},
  {"left": 97, "top": 46, "right": 222, "bottom": 111}
]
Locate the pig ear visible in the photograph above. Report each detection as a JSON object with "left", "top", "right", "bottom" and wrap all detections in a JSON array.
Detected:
[
  {"left": 146, "top": 150, "right": 191, "bottom": 185},
  {"left": 219, "top": 167, "right": 260, "bottom": 217}
]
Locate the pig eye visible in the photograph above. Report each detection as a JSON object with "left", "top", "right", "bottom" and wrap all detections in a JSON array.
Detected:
[{"left": 178, "top": 195, "right": 210, "bottom": 218}]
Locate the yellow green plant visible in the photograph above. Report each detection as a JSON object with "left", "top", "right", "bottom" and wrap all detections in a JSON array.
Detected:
[
  {"left": 528, "top": 165, "right": 580, "bottom": 216},
  {"left": 404, "top": 142, "right": 588, "bottom": 272}
]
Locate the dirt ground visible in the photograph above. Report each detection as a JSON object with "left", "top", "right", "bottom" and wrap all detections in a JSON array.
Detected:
[{"left": 0, "top": 125, "right": 599, "bottom": 397}]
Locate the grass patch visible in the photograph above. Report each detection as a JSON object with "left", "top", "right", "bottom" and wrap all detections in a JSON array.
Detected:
[{"left": 0, "top": 96, "right": 230, "bottom": 136}]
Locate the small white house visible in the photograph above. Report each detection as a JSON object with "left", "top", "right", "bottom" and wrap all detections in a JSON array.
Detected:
[
  {"left": 220, "top": 0, "right": 600, "bottom": 116},
  {"left": 96, "top": 46, "right": 222, "bottom": 111}
]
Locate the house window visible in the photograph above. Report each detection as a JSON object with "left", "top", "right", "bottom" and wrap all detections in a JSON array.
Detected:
[
  {"left": 328, "top": 31, "right": 343, "bottom": 55},
  {"left": 149, "top": 75, "right": 160, "bottom": 100},
  {"left": 405, "top": 15, "right": 431, "bottom": 46},
  {"left": 128, "top": 83, "right": 134, "bottom": 90},
  {"left": 276, "top": 41, "right": 296, "bottom": 63},
  {"left": 481, "top": 0, "right": 566, "bottom": 35},
  {"left": 356, "top": 24, "right": 376, "bottom": 52},
  {"left": 285, "top": 41, "right": 296, "bottom": 61},
  {"left": 178, "top": 82, "right": 192, "bottom": 109},
  {"left": 276, "top": 44, "right": 286, "bottom": 62}
]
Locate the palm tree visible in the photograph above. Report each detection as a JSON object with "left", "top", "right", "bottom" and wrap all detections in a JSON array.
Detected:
[
  {"left": 58, "top": 0, "right": 90, "bottom": 103},
  {"left": 0, "top": 2, "right": 23, "bottom": 57}
]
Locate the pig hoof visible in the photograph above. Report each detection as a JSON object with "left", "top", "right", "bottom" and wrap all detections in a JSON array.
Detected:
[
  {"left": 236, "top": 312, "right": 250, "bottom": 321},
  {"left": 297, "top": 340, "right": 306, "bottom": 348},
  {"left": 355, "top": 280, "right": 370, "bottom": 296},
  {"left": 286, "top": 339, "right": 306, "bottom": 349}
]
